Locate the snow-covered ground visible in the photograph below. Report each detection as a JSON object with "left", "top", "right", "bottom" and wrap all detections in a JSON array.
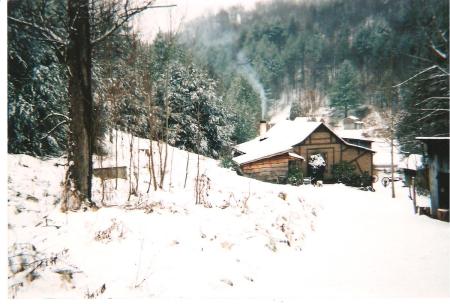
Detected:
[{"left": 6, "top": 131, "right": 450, "bottom": 300}]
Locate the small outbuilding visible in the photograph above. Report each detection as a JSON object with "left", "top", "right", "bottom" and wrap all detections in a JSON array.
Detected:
[
  {"left": 398, "top": 154, "right": 424, "bottom": 186},
  {"left": 343, "top": 116, "right": 364, "bottom": 130},
  {"left": 416, "top": 137, "right": 449, "bottom": 221}
]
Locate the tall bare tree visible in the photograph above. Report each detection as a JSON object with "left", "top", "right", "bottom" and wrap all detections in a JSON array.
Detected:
[{"left": 9, "top": 0, "right": 175, "bottom": 211}]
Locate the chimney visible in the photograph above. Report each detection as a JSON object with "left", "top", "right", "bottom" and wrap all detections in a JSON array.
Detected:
[{"left": 259, "top": 120, "right": 267, "bottom": 135}]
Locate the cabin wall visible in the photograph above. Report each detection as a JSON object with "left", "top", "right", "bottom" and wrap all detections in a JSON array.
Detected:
[
  {"left": 341, "top": 147, "right": 372, "bottom": 174},
  {"left": 241, "top": 154, "right": 290, "bottom": 183},
  {"left": 426, "top": 141, "right": 450, "bottom": 216},
  {"left": 239, "top": 124, "right": 374, "bottom": 184},
  {"left": 293, "top": 127, "right": 373, "bottom": 179}
]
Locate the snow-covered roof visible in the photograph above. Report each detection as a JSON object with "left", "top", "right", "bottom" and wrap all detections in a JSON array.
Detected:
[
  {"left": 233, "top": 118, "right": 374, "bottom": 165},
  {"left": 289, "top": 152, "right": 304, "bottom": 160},
  {"left": 344, "top": 116, "right": 359, "bottom": 121},
  {"left": 398, "top": 154, "right": 424, "bottom": 171},
  {"left": 416, "top": 137, "right": 450, "bottom": 141},
  {"left": 234, "top": 118, "right": 321, "bottom": 165},
  {"left": 337, "top": 129, "right": 374, "bottom": 142}
]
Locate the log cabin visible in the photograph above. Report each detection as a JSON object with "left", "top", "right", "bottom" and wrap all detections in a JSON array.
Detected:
[{"left": 233, "top": 118, "right": 375, "bottom": 183}]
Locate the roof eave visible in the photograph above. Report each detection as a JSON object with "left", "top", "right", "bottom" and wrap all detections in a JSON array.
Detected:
[{"left": 234, "top": 149, "right": 292, "bottom": 166}]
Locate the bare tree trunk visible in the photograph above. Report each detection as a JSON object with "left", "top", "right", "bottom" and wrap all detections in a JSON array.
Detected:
[
  {"left": 184, "top": 152, "right": 190, "bottom": 189},
  {"left": 196, "top": 152, "right": 200, "bottom": 204},
  {"left": 128, "top": 134, "right": 134, "bottom": 201},
  {"left": 158, "top": 67, "right": 170, "bottom": 189},
  {"left": 149, "top": 140, "right": 157, "bottom": 191},
  {"left": 157, "top": 141, "right": 163, "bottom": 188},
  {"left": 144, "top": 72, "right": 157, "bottom": 193},
  {"left": 195, "top": 110, "right": 201, "bottom": 204},
  {"left": 63, "top": 0, "right": 94, "bottom": 211},
  {"left": 115, "top": 128, "right": 118, "bottom": 189},
  {"left": 388, "top": 85, "right": 396, "bottom": 199},
  {"left": 169, "top": 147, "right": 174, "bottom": 191},
  {"left": 136, "top": 138, "right": 140, "bottom": 193},
  {"left": 160, "top": 143, "right": 169, "bottom": 188},
  {"left": 100, "top": 155, "right": 105, "bottom": 204},
  {"left": 390, "top": 111, "right": 396, "bottom": 198}
]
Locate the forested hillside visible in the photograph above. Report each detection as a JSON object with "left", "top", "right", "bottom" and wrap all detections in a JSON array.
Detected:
[
  {"left": 8, "top": 0, "right": 449, "bottom": 160},
  {"left": 8, "top": 1, "right": 232, "bottom": 160},
  {"left": 183, "top": 0, "right": 449, "bottom": 151}
]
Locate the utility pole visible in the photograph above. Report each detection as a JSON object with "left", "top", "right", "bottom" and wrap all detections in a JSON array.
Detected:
[
  {"left": 389, "top": 56, "right": 396, "bottom": 198},
  {"left": 390, "top": 107, "right": 396, "bottom": 199}
]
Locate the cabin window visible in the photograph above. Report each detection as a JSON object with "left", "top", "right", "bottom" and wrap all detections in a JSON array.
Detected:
[{"left": 288, "top": 160, "right": 301, "bottom": 171}]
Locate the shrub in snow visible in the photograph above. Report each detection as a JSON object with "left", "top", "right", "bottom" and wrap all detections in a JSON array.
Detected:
[
  {"left": 331, "top": 161, "right": 372, "bottom": 187},
  {"left": 85, "top": 284, "right": 106, "bottom": 299},
  {"left": 196, "top": 174, "right": 212, "bottom": 207},
  {"left": 8, "top": 243, "right": 72, "bottom": 298},
  {"left": 331, "top": 161, "right": 356, "bottom": 184},
  {"left": 94, "top": 219, "right": 126, "bottom": 243},
  {"left": 287, "top": 165, "right": 303, "bottom": 186}
]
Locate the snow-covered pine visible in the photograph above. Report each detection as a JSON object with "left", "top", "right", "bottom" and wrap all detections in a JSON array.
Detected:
[{"left": 308, "top": 153, "right": 326, "bottom": 169}]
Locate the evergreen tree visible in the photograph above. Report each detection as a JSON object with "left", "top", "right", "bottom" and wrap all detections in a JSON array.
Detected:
[
  {"left": 8, "top": 0, "right": 68, "bottom": 156},
  {"left": 329, "top": 60, "right": 361, "bottom": 118},
  {"left": 150, "top": 36, "right": 232, "bottom": 158},
  {"left": 224, "top": 75, "right": 260, "bottom": 143},
  {"left": 396, "top": 66, "right": 449, "bottom": 153}
]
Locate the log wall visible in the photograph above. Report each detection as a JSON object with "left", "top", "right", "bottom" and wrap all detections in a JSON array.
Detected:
[{"left": 241, "top": 154, "right": 290, "bottom": 182}]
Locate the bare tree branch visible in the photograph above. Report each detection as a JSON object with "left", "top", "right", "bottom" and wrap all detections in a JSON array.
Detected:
[
  {"left": 430, "top": 40, "right": 447, "bottom": 60},
  {"left": 91, "top": 3, "right": 177, "bottom": 45},
  {"left": 40, "top": 120, "right": 68, "bottom": 140},
  {"left": 43, "top": 112, "right": 70, "bottom": 121},
  {"left": 8, "top": 16, "right": 67, "bottom": 46},
  {"left": 415, "top": 96, "right": 450, "bottom": 106},
  {"left": 439, "top": 29, "right": 448, "bottom": 43},
  {"left": 417, "top": 109, "right": 447, "bottom": 122},
  {"left": 392, "top": 65, "right": 446, "bottom": 88},
  {"left": 419, "top": 108, "right": 449, "bottom": 112},
  {"left": 401, "top": 53, "right": 433, "bottom": 63}
]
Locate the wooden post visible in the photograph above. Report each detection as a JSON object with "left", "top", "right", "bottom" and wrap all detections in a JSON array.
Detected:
[{"left": 412, "top": 176, "right": 417, "bottom": 213}]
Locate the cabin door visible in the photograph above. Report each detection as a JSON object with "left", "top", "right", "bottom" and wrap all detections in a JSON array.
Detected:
[{"left": 307, "top": 152, "right": 327, "bottom": 180}]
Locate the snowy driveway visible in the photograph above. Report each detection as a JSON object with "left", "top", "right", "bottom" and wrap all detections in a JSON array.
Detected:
[{"left": 278, "top": 182, "right": 450, "bottom": 298}]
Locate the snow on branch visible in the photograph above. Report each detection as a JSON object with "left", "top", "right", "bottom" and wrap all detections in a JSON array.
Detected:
[
  {"left": 392, "top": 65, "right": 448, "bottom": 88},
  {"left": 416, "top": 97, "right": 450, "bottom": 106},
  {"left": 417, "top": 109, "right": 448, "bottom": 122},
  {"left": 439, "top": 30, "right": 448, "bottom": 43},
  {"left": 419, "top": 108, "right": 449, "bottom": 112},
  {"left": 43, "top": 112, "right": 70, "bottom": 121},
  {"left": 40, "top": 120, "right": 68, "bottom": 141},
  {"left": 308, "top": 154, "right": 326, "bottom": 169},
  {"left": 430, "top": 41, "right": 447, "bottom": 60},
  {"left": 8, "top": 16, "right": 67, "bottom": 46}
]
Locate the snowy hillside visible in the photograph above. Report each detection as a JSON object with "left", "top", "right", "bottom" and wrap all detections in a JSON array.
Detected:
[
  {"left": 7, "top": 131, "right": 319, "bottom": 298},
  {"left": 7, "top": 131, "right": 450, "bottom": 299}
]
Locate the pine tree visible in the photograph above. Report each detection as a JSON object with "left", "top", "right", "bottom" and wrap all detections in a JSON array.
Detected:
[
  {"left": 329, "top": 60, "right": 361, "bottom": 118},
  {"left": 225, "top": 76, "right": 260, "bottom": 143}
]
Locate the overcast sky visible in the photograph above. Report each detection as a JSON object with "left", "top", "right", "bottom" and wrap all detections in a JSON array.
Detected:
[{"left": 134, "top": 0, "right": 272, "bottom": 42}]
